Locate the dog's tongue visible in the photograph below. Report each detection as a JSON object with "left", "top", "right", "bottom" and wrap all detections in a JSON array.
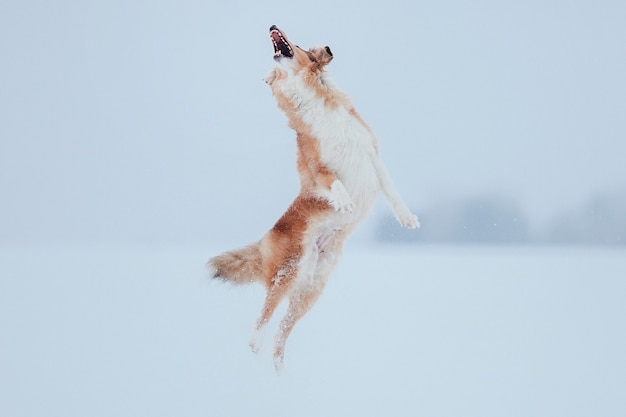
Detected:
[{"left": 271, "top": 30, "right": 282, "bottom": 43}]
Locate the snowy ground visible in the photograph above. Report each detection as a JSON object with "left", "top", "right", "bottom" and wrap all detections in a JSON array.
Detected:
[{"left": 1, "top": 243, "right": 625, "bottom": 417}]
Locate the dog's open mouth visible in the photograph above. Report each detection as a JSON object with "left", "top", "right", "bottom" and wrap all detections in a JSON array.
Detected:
[{"left": 270, "top": 25, "right": 293, "bottom": 59}]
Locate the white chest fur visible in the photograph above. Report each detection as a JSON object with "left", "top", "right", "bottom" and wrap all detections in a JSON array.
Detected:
[{"left": 280, "top": 78, "right": 381, "bottom": 202}]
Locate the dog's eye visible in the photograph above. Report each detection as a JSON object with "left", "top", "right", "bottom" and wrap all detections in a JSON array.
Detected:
[{"left": 325, "top": 46, "right": 333, "bottom": 56}]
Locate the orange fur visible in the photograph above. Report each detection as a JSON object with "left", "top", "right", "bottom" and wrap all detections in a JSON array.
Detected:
[{"left": 210, "top": 195, "right": 332, "bottom": 289}]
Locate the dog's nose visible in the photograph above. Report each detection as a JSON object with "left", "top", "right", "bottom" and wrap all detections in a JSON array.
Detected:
[{"left": 270, "top": 25, "right": 278, "bottom": 31}]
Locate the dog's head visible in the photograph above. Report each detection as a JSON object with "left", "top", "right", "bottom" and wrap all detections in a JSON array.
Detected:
[{"left": 268, "top": 25, "right": 333, "bottom": 75}]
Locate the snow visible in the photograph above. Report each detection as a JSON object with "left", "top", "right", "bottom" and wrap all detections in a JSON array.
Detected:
[{"left": 1, "top": 243, "right": 625, "bottom": 417}]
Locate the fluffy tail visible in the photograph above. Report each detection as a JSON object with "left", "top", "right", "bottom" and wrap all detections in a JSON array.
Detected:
[{"left": 208, "top": 241, "right": 264, "bottom": 285}]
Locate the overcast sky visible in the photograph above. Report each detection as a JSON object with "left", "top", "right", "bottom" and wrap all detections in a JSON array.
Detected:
[{"left": 1, "top": 0, "right": 625, "bottom": 245}]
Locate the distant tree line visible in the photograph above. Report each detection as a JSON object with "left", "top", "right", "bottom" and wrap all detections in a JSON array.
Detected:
[{"left": 376, "top": 190, "right": 626, "bottom": 245}]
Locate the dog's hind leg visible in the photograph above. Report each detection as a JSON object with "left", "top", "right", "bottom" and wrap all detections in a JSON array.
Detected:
[
  {"left": 249, "top": 267, "right": 296, "bottom": 354},
  {"left": 273, "top": 281, "right": 327, "bottom": 373},
  {"left": 272, "top": 231, "right": 347, "bottom": 372},
  {"left": 271, "top": 241, "right": 321, "bottom": 372}
]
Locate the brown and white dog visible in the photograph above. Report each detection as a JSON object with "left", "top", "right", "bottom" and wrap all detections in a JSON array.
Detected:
[{"left": 208, "top": 25, "right": 419, "bottom": 372}]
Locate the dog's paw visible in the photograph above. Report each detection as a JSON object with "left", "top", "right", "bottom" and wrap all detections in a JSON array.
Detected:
[
  {"left": 249, "top": 338, "right": 261, "bottom": 355},
  {"left": 328, "top": 180, "right": 355, "bottom": 214},
  {"left": 401, "top": 213, "right": 420, "bottom": 229},
  {"left": 273, "top": 352, "right": 286, "bottom": 375},
  {"left": 249, "top": 327, "right": 264, "bottom": 354},
  {"left": 263, "top": 69, "right": 277, "bottom": 85},
  {"left": 395, "top": 206, "right": 420, "bottom": 229}
]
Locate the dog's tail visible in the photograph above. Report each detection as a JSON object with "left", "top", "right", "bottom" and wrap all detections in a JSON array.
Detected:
[{"left": 208, "top": 241, "right": 264, "bottom": 285}]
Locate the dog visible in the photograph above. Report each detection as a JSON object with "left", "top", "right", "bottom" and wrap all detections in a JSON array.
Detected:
[{"left": 208, "top": 25, "right": 419, "bottom": 372}]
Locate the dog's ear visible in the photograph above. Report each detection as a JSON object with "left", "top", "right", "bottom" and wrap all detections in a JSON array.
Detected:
[
  {"left": 318, "top": 45, "right": 333, "bottom": 66},
  {"left": 309, "top": 46, "right": 333, "bottom": 68}
]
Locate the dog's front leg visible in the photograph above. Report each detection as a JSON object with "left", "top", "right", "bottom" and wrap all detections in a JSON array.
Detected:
[
  {"left": 296, "top": 134, "right": 355, "bottom": 213},
  {"left": 310, "top": 164, "right": 354, "bottom": 214},
  {"left": 371, "top": 155, "right": 420, "bottom": 229},
  {"left": 323, "top": 178, "right": 355, "bottom": 214}
]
